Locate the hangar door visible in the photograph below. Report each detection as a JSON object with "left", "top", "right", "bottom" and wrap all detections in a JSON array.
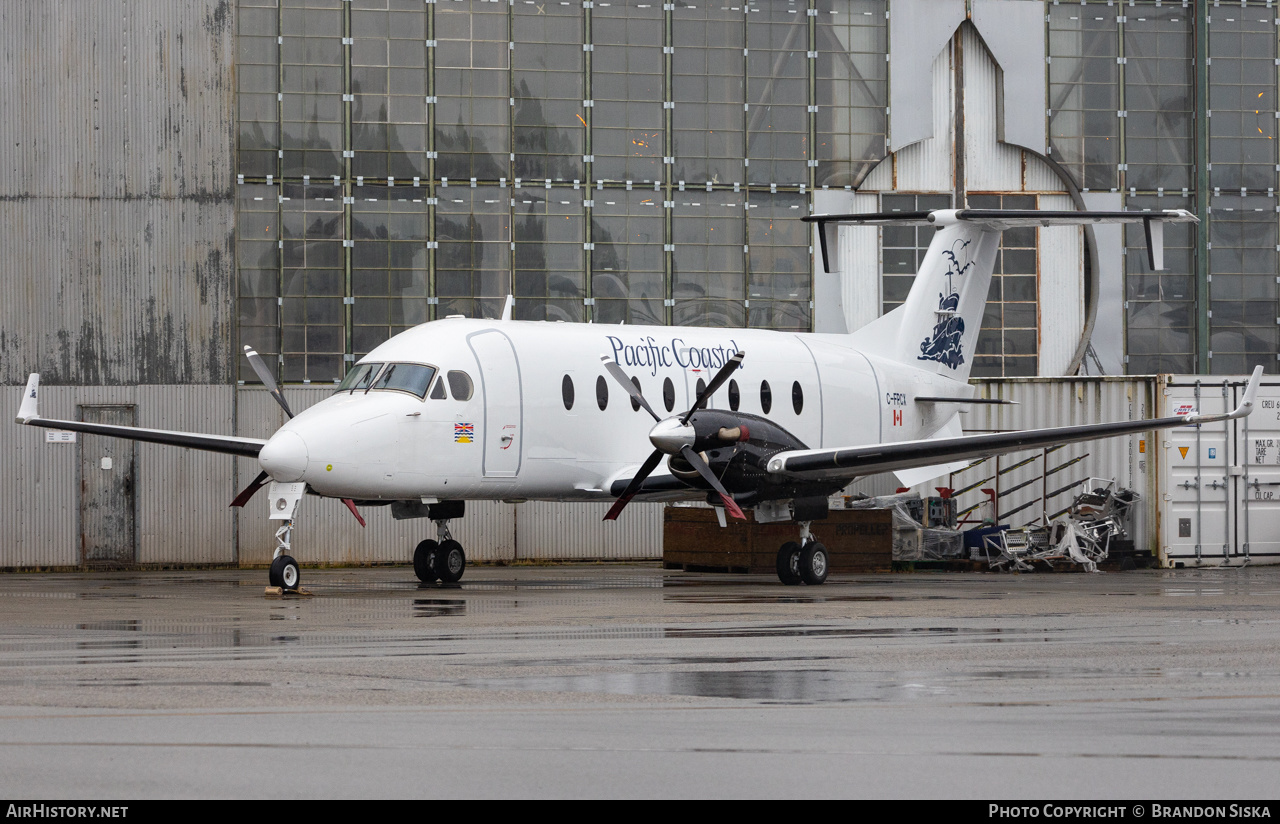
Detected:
[
  {"left": 1160, "top": 375, "right": 1280, "bottom": 566},
  {"left": 79, "top": 405, "right": 137, "bottom": 566}
]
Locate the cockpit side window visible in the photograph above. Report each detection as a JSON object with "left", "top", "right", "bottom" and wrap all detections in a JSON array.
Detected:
[
  {"left": 429, "top": 376, "right": 448, "bottom": 399},
  {"left": 447, "top": 371, "right": 474, "bottom": 401},
  {"left": 336, "top": 362, "right": 384, "bottom": 394},
  {"left": 372, "top": 363, "right": 437, "bottom": 399}
]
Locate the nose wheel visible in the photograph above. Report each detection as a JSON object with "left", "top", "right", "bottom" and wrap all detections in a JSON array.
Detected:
[{"left": 269, "top": 554, "right": 300, "bottom": 590}]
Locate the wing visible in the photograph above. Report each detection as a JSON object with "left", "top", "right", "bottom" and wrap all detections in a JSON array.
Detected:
[
  {"left": 765, "top": 367, "right": 1261, "bottom": 483},
  {"left": 15, "top": 373, "right": 266, "bottom": 459}
]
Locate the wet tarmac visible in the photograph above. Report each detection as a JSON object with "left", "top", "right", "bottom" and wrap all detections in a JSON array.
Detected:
[{"left": 1, "top": 563, "right": 1279, "bottom": 798}]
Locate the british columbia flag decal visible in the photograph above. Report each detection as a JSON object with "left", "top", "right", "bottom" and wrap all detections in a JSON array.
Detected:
[{"left": 454, "top": 423, "right": 474, "bottom": 443}]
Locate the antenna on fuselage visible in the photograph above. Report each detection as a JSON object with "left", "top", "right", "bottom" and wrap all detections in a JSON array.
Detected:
[{"left": 500, "top": 294, "right": 514, "bottom": 321}]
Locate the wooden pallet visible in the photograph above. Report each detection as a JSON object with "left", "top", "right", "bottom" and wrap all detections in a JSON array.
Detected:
[{"left": 662, "top": 506, "right": 894, "bottom": 574}]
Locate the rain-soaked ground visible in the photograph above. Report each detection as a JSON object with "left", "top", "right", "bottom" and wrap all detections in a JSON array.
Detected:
[{"left": 1, "top": 562, "right": 1279, "bottom": 798}]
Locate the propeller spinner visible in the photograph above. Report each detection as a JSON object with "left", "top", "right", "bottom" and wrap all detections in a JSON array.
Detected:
[{"left": 601, "top": 352, "right": 747, "bottom": 522}]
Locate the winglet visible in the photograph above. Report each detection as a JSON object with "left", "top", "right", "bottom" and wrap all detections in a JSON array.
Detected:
[
  {"left": 16, "top": 374, "right": 39, "bottom": 424},
  {"left": 1229, "top": 366, "right": 1263, "bottom": 420},
  {"left": 1185, "top": 366, "right": 1263, "bottom": 424}
]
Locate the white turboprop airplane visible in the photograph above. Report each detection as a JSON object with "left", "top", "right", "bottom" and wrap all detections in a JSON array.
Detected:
[{"left": 15, "top": 207, "right": 1262, "bottom": 588}]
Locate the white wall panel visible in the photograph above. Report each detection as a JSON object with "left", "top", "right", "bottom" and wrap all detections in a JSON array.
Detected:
[{"left": 1037, "top": 193, "right": 1085, "bottom": 375}]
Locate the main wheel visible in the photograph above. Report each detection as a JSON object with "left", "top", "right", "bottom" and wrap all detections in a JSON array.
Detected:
[
  {"left": 776, "top": 541, "right": 803, "bottom": 585},
  {"left": 414, "top": 539, "right": 440, "bottom": 582},
  {"left": 269, "top": 554, "right": 300, "bottom": 590},
  {"left": 433, "top": 539, "right": 466, "bottom": 583},
  {"left": 799, "top": 542, "right": 829, "bottom": 586}
]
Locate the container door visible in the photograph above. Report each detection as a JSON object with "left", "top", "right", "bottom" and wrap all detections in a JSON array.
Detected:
[
  {"left": 1161, "top": 381, "right": 1234, "bottom": 565},
  {"left": 79, "top": 405, "right": 137, "bottom": 566},
  {"left": 1160, "top": 376, "right": 1280, "bottom": 566},
  {"left": 467, "top": 330, "right": 523, "bottom": 477},
  {"left": 1240, "top": 380, "right": 1280, "bottom": 561}
]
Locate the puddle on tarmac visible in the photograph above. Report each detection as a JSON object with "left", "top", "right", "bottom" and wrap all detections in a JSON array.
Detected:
[
  {"left": 449, "top": 663, "right": 1170, "bottom": 704},
  {"left": 413, "top": 598, "right": 466, "bottom": 617}
]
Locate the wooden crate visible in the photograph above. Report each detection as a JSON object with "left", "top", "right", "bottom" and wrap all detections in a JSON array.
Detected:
[{"left": 662, "top": 506, "right": 894, "bottom": 574}]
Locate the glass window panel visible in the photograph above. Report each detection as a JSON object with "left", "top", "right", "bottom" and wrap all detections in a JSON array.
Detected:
[
  {"left": 435, "top": 2, "right": 511, "bottom": 180},
  {"left": 1124, "top": 9, "right": 1193, "bottom": 191},
  {"left": 745, "top": 0, "right": 808, "bottom": 186},
  {"left": 592, "top": 1, "right": 665, "bottom": 183},
  {"left": 1123, "top": 194, "right": 1197, "bottom": 372},
  {"left": 591, "top": 191, "right": 666, "bottom": 326},
  {"left": 815, "top": 0, "right": 887, "bottom": 187},
  {"left": 1048, "top": 4, "right": 1118, "bottom": 190},
  {"left": 672, "top": 3, "right": 745, "bottom": 185}
]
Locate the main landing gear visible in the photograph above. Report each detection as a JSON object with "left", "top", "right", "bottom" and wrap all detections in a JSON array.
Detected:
[
  {"left": 413, "top": 518, "right": 467, "bottom": 584},
  {"left": 774, "top": 521, "right": 829, "bottom": 586}
]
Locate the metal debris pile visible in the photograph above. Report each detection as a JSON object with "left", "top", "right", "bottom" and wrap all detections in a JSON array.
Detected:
[
  {"left": 981, "top": 480, "right": 1140, "bottom": 572},
  {"left": 844, "top": 492, "right": 965, "bottom": 562}
]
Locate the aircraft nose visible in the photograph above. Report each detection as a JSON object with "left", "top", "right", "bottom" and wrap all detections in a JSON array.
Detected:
[{"left": 259, "top": 430, "right": 309, "bottom": 482}]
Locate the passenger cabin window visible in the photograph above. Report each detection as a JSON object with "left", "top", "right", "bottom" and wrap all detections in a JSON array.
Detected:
[
  {"left": 792, "top": 381, "right": 803, "bottom": 415},
  {"left": 760, "top": 380, "right": 772, "bottom": 414},
  {"left": 728, "top": 379, "right": 740, "bottom": 411},
  {"left": 447, "top": 371, "right": 474, "bottom": 401},
  {"left": 336, "top": 362, "right": 383, "bottom": 394},
  {"left": 662, "top": 377, "right": 675, "bottom": 412},
  {"left": 562, "top": 374, "right": 575, "bottom": 410},
  {"left": 596, "top": 375, "right": 609, "bottom": 410},
  {"left": 629, "top": 377, "right": 642, "bottom": 412},
  {"left": 372, "top": 363, "right": 436, "bottom": 399},
  {"left": 696, "top": 378, "right": 706, "bottom": 400}
]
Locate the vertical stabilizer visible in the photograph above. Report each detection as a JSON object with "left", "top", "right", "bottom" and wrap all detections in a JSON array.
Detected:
[
  {"left": 804, "top": 208, "right": 1198, "bottom": 380},
  {"left": 885, "top": 214, "right": 1000, "bottom": 382}
]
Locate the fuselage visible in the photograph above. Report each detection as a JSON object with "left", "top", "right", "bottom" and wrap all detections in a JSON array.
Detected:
[{"left": 255, "top": 318, "right": 972, "bottom": 502}]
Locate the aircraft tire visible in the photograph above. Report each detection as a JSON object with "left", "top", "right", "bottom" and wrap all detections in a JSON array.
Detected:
[
  {"left": 776, "top": 542, "right": 803, "bottom": 585},
  {"left": 799, "top": 542, "right": 829, "bottom": 586},
  {"left": 434, "top": 540, "right": 466, "bottom": 583},
  {"left": 414, "top": 539, "right": 440, "bottom": 583},
  {"left": 269, "top": 555, "right": 300, "bottom": 591}
]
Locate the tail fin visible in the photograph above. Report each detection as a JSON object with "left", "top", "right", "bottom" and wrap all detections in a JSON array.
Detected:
[{"left": 805, "top": 208, "right": 1198, "bottom": 381}]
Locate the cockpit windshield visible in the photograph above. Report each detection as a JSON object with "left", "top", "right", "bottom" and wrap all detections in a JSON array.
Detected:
[
  {"left": 372, "top": 362, "right": 437, "bottom": 399},
  {"left": 336, "top": 362, "right": 384, "bottom": 394}
]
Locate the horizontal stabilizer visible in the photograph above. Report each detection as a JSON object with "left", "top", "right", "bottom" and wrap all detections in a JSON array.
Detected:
[{"left": 804, "top": 208, "right": 1197, "bottom": 273}]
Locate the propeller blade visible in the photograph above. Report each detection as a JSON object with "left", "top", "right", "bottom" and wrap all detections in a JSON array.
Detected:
[
  {"left": 342, "top": 498, "right": 367, "bottom": 527},
  {"left": 680, "top": 351, "right": 744, "bottom": 425},
  {"left": 599, "top": 355, "right": 661, "bottom": 422},
  {"left": 243, "top": 345, "right": 294, "bottom": 419},
  {"left": 229, "top": 470, "right": 270, "bottom": 508},
  {"left": 603, "top": 449, "right": 666, "bottom": 521},
  {"left": 679, "top": 445, "right": 746, "bottom": 521}
]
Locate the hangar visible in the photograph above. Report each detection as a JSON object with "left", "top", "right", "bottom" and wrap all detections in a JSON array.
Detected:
[{"left": 2, "top": 0, "right": 1276, "bottom": 568}]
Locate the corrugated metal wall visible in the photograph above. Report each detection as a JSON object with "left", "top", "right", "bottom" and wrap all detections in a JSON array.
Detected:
[
  {"left": 946, "top": 377, "right": 1157, "bottom": 548},
  {"left": 0, "top": 0, "right": 235, "bottom": 385},
  {"left": 3, "top": 385, "right": 236, "bottom": 568}
]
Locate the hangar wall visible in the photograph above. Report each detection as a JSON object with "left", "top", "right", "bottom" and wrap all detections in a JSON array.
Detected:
[{"left": 0, "top": 0, "right": 236, "bottom": 386}]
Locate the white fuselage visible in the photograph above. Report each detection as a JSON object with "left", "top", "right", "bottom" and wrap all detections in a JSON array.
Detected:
[{"left": 256, "top": 318, "right": 971, "bottom": 502}]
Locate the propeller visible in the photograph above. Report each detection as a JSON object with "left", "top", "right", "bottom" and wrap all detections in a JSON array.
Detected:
[
  {"left": 242, "top": 345, "right": 294, "bottom": 419},
  {"left": 230, "top": 346, "right": 365, "bottom": 527},
  {"left": 601, "top": 352, "right": 747, "bottom": 522}
]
